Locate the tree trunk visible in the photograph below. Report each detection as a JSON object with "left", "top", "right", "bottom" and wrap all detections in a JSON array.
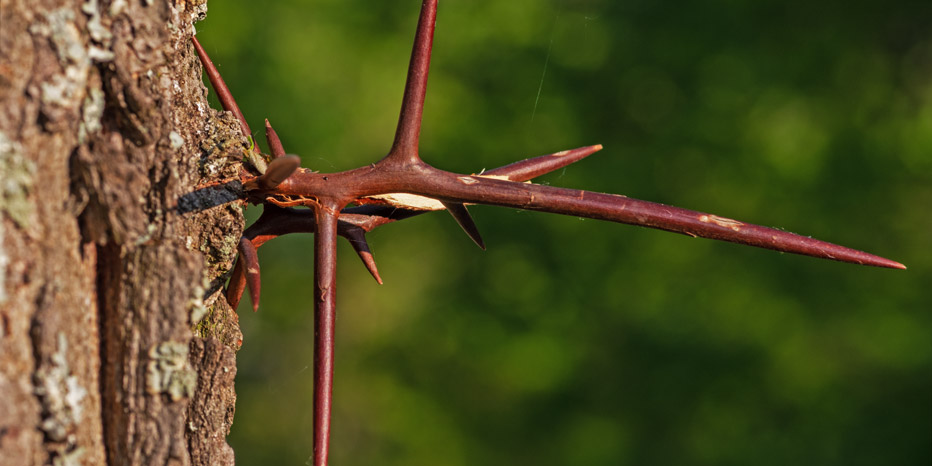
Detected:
[{"left": 0, "top": 0, "right": 244, "bottom": 464}]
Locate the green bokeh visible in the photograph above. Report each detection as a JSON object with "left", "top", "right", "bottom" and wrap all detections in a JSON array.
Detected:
[{"left": 196, "top": 1, "right": 931, "bottom": 464}]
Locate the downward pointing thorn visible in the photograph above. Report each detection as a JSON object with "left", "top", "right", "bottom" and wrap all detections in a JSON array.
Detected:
[
  {"left": 237, "top": 237, "right": 262, "bottom": 312},
  {"left": 442, "top": 201, "right": 486, "bottom": 250},
  {"left": 343, "top": 228, "right": 384, "bottom": 284},
  {"left": 225, "top": 256, "right": 247, "bottom": 311}
]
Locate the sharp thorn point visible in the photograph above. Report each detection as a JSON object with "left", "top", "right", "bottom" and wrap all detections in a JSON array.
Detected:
[
  {"left": 384, "top": 0, "right": 437, "bottom": 164},
  {"left": 346, "top": 231, "right": 384, "bottom": 284},
  {"left": 265, "top": 118, "right": 287, "bottom": 158},
  {"left": 482, "top": 144, "right": 604, "bottom": 182},
  {"left": 356, "top": 247, "right": 384, "bottom": 284},
  {"left": 442, "top": 201, "right": 486, "bottom": 250},
  {"left": 190, "top": 36, "right": 252, "bottom": 137},
  {"left": 865, "top": 256, "right": 906, "bottom": 270}
]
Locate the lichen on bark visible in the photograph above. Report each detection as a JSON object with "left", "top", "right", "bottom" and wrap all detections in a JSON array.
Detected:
[{"left": 0, "top": 0, "right": 247, "bottom": 464}]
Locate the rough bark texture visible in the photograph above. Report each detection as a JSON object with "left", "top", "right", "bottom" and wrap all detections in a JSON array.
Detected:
[{"left": 0, "top": 0, "right": 244, "bottom": 464}]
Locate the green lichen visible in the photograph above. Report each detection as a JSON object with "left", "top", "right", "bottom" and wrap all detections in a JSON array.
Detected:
[
  {"left": 51, "top": 446, "right": 85, "bottom": 466},
  {"left": 189, "top": 273, "right": 212, "bottom": 326},
  {"left": 0, "top": 224, "right": 7, "bottom": 304},
  {"left": 169, "top": 130, "right": 185, "bottom": 150},
  {"left": 31, "top": 8, "right": 86, "bottom": 66},
  {"left": 192, "top": 305, "right": 219, "bottom": 338},
  {"left": 192, "top": 302, "right": 228, "bottom": 340},
  {"left": 192, "top": 295, "right": 242, "bottom": 347},
  {"left": 146, "top": 341, "right": 197, "bottom": 401},
  {"left": 0, "top": 131, "right": 36, "bottom": 228},
  {"left": 81, "top": 0, "right": 112, "bottom": 43},
  {"left": 78, "top": 87, "right": 105, "bottom": 143},
  {"left": 29, "top": 8, "right": 91, "bottom": 122},
  {"left": 34, "top": 333, "right": 87, "bottom": 443},
  {"left": 108, "top": 0, "right": 127, "bottom": 16},
  {"left": 217, "top": 232, "right": 239, "bottom": 258}
]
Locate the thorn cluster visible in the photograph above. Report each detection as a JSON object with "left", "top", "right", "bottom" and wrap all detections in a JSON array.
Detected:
[{"left": 191, "top": 1, "right": 903, "bottom": 464}]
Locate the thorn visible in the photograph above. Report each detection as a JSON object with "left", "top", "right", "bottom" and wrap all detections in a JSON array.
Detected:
[
  {"left": 191, "top": 36, "right": 252, "bottom": 137},
  {"left": 442, "top": 201, "right": 486, "bottom": 250},
  {"left": 311, "top": 207, "right": 340, "bottom": 466},
  {"left": 383, "top": 0, "right": 438, "bottom": 164},
  {"left": 237, "top": 237, "right": 262, "bottom": 312},
  {"left": 265, "top": 119, "right": 286, "bottom": 158},
  {"left": 343, "top": 228, "right": 384, "bottom": 284},
  {"left": 483, "top": 144, "right": 603, "bottom": 181},
  {"left": 225, "top": 256, "right": 247, "bottom": 310}
]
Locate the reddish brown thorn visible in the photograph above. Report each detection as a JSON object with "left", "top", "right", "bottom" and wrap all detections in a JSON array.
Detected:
[
  {"left": 342, "top": 227, "right": 384, "bottom": 284},
  {"left": 265, "top": 119, "right": 286, "bottom": 158},
  {"left": 312, "top": 204, "right": 340, "bottom": 466},
  {"left": 483, "top": 144, "right": 603, "bottom": 181},
  {"left": 335, "top": 146, "right": 605, "bottom": 229},
  {"left": 441, "top": 201, "right": 486, "bottom": 250},
  {"left": 226, "top": 255, "right": 247, "bottom": 310},
  {"left": 191, "top": 36, "right": 252, "bottom": 137},
  {"left": 406, "top": 170, "right": 905, "bottom": 269},
  {"left": 383, "top": 0, "right": 437, "bottom": 163},
  {"left": 237, "top": 236, "right": 262, "bottom": 312}
]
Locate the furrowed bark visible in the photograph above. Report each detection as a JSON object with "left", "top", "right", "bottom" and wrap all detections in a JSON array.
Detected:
[{"left": 0, "top": 1, "right": 246, "bottom": 465}]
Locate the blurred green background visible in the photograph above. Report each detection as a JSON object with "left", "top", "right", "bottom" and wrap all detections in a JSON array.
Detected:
[{"left": 196, "top": 0, "right": 930, "bottom": 464}]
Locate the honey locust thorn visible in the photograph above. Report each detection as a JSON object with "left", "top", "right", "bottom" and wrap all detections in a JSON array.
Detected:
[{"left": 191, "top": 1, "right": 904, "bottom": 464}]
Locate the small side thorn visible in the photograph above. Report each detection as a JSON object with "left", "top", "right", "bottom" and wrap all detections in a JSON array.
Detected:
[
  {"left": 484, "top": 144, "right": 603, "bottom": 181},
  {"left": 343, "top": 228, "right": 384, "bottom": 284},
  {"left": 442, "top": 201, "right": 486, "bottom": 250},
  {"left": 265, "top": 119, "right": 286, "bottom": 158},
  {"left": 237, "top": 237, "right": 262, "bottom": 312},
  {"left": 191, "top": 36, "right": 252, "bottom": 137},
  {"left": 226, "top": 257, "right": 247, "bottom": 310}
]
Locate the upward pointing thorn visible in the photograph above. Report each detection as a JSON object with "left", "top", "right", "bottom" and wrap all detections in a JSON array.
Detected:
[
  {"left": 265, "top": 119, "right": 286, "bottom": 158},
  {"left": 383, "top": 0, "right": 438, "bottom": 164},
  {"left": 191, "top": 36, "right": 252, "bottom": 137},
  {"left": 484, "top": 145, "right": 604, "bottom": 181}
]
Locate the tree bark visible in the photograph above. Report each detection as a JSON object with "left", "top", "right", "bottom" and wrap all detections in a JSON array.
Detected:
[{"left": 0, "top": 0, "right": 244, "bottom": 464}]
